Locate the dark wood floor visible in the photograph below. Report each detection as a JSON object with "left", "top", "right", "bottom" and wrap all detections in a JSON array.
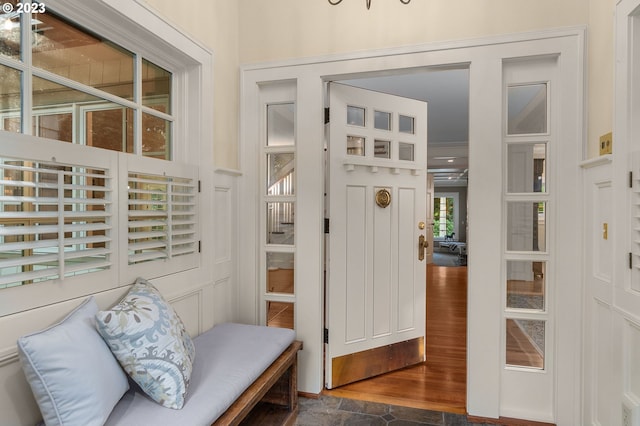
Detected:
[{"left": 324, "top": 263, "right": 468, "bottom": 414}]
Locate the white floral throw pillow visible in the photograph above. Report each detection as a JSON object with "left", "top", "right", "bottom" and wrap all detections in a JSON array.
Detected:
[{"left": 95, "top": 277, "right": 195, "bottom": 409}]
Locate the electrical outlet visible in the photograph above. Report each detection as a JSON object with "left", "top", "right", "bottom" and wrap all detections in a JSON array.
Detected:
[{"left": 623, "top": 404, "right": 632, "bottom": 426}]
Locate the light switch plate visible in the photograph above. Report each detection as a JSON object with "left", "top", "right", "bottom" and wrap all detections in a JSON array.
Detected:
[{"left": 600, "top": 132, "right": 613, "bottom": 155}]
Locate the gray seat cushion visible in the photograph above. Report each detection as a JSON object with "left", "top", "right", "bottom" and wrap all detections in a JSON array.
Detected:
[{"left": 105, "top": 323, "right": 296, "bottom": 426}]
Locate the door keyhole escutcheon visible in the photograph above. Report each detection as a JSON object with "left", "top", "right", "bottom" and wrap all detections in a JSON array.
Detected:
[{"left": 418, "top": 234, "right": 428, "bottom": 261}]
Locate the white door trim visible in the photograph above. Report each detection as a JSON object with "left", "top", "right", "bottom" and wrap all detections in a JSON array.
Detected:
[{"left": 239, "top": 26, "right": 585, "bottom": 422}]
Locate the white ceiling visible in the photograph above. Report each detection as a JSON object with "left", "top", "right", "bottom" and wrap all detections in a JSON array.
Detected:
[{"left": 340, "top": 66, "right": 470, "bottom": 187}]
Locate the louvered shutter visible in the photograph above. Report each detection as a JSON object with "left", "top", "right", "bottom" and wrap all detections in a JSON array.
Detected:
[
  {"left": 122, "top": 155, "right": 198, "bottom": 280},
  {"left": 0, "top": 158, "right": 112, "bottom": 289}
]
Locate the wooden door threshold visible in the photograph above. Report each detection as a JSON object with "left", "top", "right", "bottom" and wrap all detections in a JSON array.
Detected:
[{"left": 322, "top": 384, "right": 466, "bottom": 415}]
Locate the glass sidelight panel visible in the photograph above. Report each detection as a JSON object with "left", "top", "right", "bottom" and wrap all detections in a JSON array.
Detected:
[
  {"left": 266, "top": 252, "right": 294, "bottom": 294},
  {"left": 347, "top": 105, "right": 365, "bottom": 127},
  {"left": 267, "top": 153, "right": 295, "bottom": 195},
  {"left": 267, "top": 202, "right": 294, "bottom": 245},
  {"left": 506, "top": 202, "right": 546, "bottom": 252},
  {"left": 507, "top": 261, "right": 545, "bottom": 311},
  {"left": 262, "top": 84, "right": 296, "bottom": 331},
  {"left": 267, "top": 103, "right": 295, "bottom": 146},
  {"left": 267, "top": 301, "right": 294, "bottom": 329},
  {"left": 506, "top": 318, "right": 545, "bottom": 369},
  {"left": 507, "top": 143, "right": 547, "bottom": 193},
  {"left": 507, "top": 83, "right": 548, "bottom": 135},
  {"left": 374, "top": 110, "right": 391, "bottom": 130}
]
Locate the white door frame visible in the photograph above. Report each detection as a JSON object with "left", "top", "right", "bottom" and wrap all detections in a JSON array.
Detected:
[{"left": 239, "top": 27, "right": 584, "bottom": 422}]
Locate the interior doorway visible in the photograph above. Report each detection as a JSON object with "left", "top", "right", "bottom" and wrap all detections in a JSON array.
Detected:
[{"left": 323, "top": 67, "right": 470, "bottom": 413}]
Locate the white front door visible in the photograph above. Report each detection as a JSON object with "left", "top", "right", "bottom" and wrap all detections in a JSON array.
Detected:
[{"left": 325, "top": 82, "right": 428, "bottom": 389}]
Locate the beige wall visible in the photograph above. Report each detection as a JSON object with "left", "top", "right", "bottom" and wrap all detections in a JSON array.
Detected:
[
  {"left": 144, "top": 0, "right": 240, "bottom": 169},
  {"left": 237, "top": 0, "right": 614, "bottom": 159},
  {"left": 144, "top": 0, "right": 615, "bottom": 166}
]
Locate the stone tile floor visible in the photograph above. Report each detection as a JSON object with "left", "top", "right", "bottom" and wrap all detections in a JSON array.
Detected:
[{"left": 296, "top": 395, "right": 490, "bottom": 426}]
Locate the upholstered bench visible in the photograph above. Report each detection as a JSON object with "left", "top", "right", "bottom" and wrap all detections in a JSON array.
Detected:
[
  {"left": 17, "top": 278, "right": 302, "bottom": 426},
  {"left": 105, "top": 323, "right": 302, "bottom": 426}
]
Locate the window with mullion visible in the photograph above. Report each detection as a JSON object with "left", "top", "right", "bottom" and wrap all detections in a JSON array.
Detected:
[{"left": 0, "top": 4, "right": 173, "bottom": 159}]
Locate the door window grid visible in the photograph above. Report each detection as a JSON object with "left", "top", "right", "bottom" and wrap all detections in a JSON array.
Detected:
[{"left": 344, "top": 108, "right": 419, "bottom": 163}]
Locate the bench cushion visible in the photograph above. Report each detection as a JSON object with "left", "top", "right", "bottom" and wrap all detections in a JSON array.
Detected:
[
  {"left": 17, "top": 297, "right": 129, "bottom": 426},
  {"left": 105, "top": 323, "right": 296, "bottom": 426}
]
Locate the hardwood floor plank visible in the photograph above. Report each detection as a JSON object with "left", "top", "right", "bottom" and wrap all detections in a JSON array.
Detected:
[{"left": 323, "top": 263, "right": 468, "bottom": 414}]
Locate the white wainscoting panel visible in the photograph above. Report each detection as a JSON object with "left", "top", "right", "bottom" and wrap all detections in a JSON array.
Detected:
[
  {"left": 582, "top": 157, "right": 614, "bottom": 426},
  {"left": 214, "top": 169, "right": 240, "bottom": 324}
]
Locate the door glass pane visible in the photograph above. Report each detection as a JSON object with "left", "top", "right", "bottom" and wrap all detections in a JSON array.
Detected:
[
  {"left": 374, "top": 110, "right": 391, "bottom": 130},
  {"left": 506, "top": 202, "right": 546, "bottom": 252},
  {"left": 507, "top": 83, "right": 547, "bottom": 135},
  {"left": 142, "top": 59, "right": 171, "bottom": 114},
  {"left": 267, "top": 153, "right": 295, "bottom": 195},
  {"left": 507, "top": 143, "right": 546, "bottom": 193},
  {"left": 507, "top": 261, "right": 545, "bottom": 311},
  {"left": 399, "top": 142, "right": 415, "bottom": 161},
  {"left": 266, "top": 252, "right": 294, "bottom": 294},
  {"left": 32, "top": 10, "right": 134, "bottom": 101},
  {"left": 267, "top": 301, "right": 294, "bottom": 329},
  {"left": 347, "top": 135, "right": 365, "bottom": 156},
  {"left": 0, "top": 1, "right": 21, "bottom": 60},
  {"left": 399, "top": 115, "right": 415, "bottom": 134},
  {"left": 142, "top": 112, "right": 170, "bottom": 159},
  {"left": 267, "top": 202, "right": 294, "bottom": 245},
  {"left": 0, "top": 64, "right": 21, "bottom": 131},
  {"left": 374, "top": 140, "right": 390, "bottom": 158},
  {"left": 506, "top": 319, "right": 545, "bottom": 369},
  {"left": 267, "top": 103, "right": 295, "bottom": 146},
  {"left": 347, "top": 105, "right": 365, "bottom": 127}
]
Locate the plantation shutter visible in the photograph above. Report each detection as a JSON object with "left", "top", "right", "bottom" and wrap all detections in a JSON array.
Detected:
[
  {"left": 121, "top": 155, "right": 199, "bottom": 281},
  {"left": 0, "top": 158, "right": 112, "bottom": 289}
]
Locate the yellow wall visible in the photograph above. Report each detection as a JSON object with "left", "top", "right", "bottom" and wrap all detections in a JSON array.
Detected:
[
  {"left": 145, "top": 0, "right": 616, "bottom": 167},
  {"left": 144, "top": 0, "right": 240, "bottom": 169}
]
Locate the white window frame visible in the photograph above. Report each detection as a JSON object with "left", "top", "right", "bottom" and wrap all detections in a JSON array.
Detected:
[
  {"left": 0, "top": 0, "right": 213, "bottom": 315},
  {"left": 433, "top": 192, "right": 459, "bottom": 241}
]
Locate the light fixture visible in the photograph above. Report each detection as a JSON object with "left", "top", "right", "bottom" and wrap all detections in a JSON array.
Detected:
[{"left": 328, "top": 0, "right": 411, "bottom": 10}]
